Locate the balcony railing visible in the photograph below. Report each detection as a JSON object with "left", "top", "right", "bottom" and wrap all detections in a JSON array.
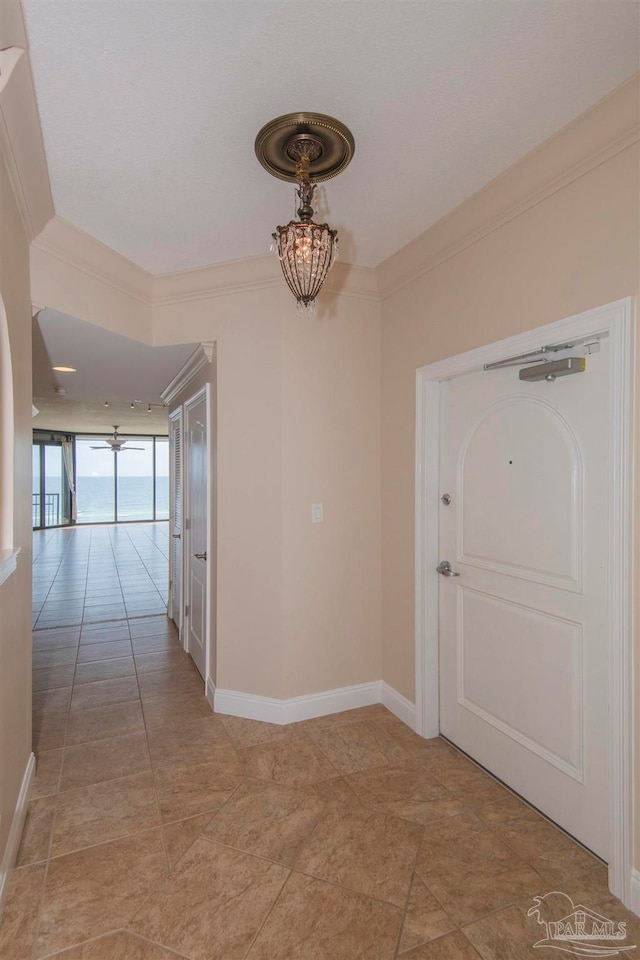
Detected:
[{"left": 33, "top": 492, "right": 60, "bottom": 528}]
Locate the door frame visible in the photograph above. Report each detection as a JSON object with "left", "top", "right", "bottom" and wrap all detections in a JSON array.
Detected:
[
  {"left": 415, "top": 297, "right": 636, "bottom": 906},
  {"left": 183, "top": 383, "right": 211, "bottom": 685}
]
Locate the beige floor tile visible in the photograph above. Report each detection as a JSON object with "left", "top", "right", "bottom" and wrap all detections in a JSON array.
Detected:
[
  {"left": 162, "top": 814, "right": 213, "bottom": 870},
  {"left": 346, "top": 758, "right": 463, "bottom": 825},
  {"left": 61, "top": 732, "right": 151, "bottom": 791},
  {"left": 74, "top": 656, "right": 136, "bottom": 684},
  {"left": 33, "top": 664, "right": 76, "bottom": 691},
  {"left": 462, "top": 902, "right": 547, "bottom": 959},
  {"left": 306, "top": 719, "right": 409, "bottom": 774},
  {"left": 490, "top": 817, "right": 601, "bottom": 884},
  {"left": 414, "top": 751, "right": 488, "bottom": 790},
  {"left": 203, "top": 777, "right": 326, "bottom": 866},
  {"left": 446, "top": 773, "right": 511, "bottom": 811},
  {"left": 33, "top": 629, "right": 80, "bottom": 651},
  {"left": 69, "top": 675, "right": 140, "bottom": 711},
  {"left": 153, "top": 747, "right": 244, "bottom": 822},
  {"left": 247, "top": 870, "right": 402, "bottom": 960},
  {"left": 47, "top": 931, "right": 191, "bottom": 959},
  {"left": 33, "top": 646, "right": 79, "bottom": 669},
  {"left": 423, "top": 861, "right": 546, "bottom": 926},
  {"left": 33, "top": 709, "right": 68, "bottom": 752},
  {"left": 221, "top": 714, "right": 302, "bottom": 747},
  {"left": 79, "top": 626, "right": 130, "bottom": 644},
  {"left": 295, "top": 801, "right": 422, "bottom": 906},
  {"left": 36, "top": 829, "right": 168, "bottom": 958},
  {"left": 0, "top": 863, "right": 47, "bottom": 960},
  {"left": 33, "top": 685, "right": 72, "bottom": 718},
  {"left": 146, "top": 714, "right": 230, "bottom": 766},
  {"left": 476, "top": 794, "right": 544, "bottom": 827},
  {"left": 52, "top": 772, "right": 160, "bottom": 856},
  {"left": 137, "top": 664, "right": 204, "bottom": 701},
  {"left": 374, "top": 722, "right": 454, "bottom": 756},
  {"left": 77, "top": 639, "right": 132, "bottom": 663},
  {"left": 132, "top": 635, "right": 177, "bottom": 656},
  {"left": 302, "top": 776, "right": 364, "bottom": 808},
  {"left": 400, "top": 931, "right": 483, "bottom": 959},
  {"left": 584, "top": 895, "right": 640, "bottom": 952},
  {"left": 142, "top": 688, "right": 213, "bottom": 729},
  {"left": 417, "top": 814, "right": 514, "bottom": 880},
  {"left": 129, "top": 838, "right": 288, "bottom": 960},
  {"left": 16, "top": 795, "right": 57, "bottom": 866},
  {"left": 133, "top": 649, "right": 190, "bottom": 674},
  {"left": 549, "top": 862, "right": 622, "bottom": 913},
  {"left": 32, "top": 748, "right": 63, "bottom": 798},
  {"left": 240, "top": 736, "right": 339, "bottom": 787},
  {"left": 399, "top": 874, "right": 456, "bottom": 953},
  {"left": 66, "top": 699, "right": 145, "bottom": 746},
  {"left": 129, "top": 618, "right": 174, "bottom": 638}
]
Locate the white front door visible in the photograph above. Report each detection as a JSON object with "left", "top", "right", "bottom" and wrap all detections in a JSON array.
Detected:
[
  {"left": 438, "top": 339, "right": 609, "bottom": 859},
  {"left": 185, "top": 389, "right": 208, "bottom": 681},
  {"left": 168, "top": 408, "right": 182, "bottom": 630}
]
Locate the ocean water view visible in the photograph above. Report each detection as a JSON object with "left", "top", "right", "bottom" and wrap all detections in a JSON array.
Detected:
[{"left": 76, "top": 475, "right": 169, "bottom": 523}]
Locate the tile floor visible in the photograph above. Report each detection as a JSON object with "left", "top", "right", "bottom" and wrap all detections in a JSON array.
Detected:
[{"left": 2, "top": 524, "right": 638, "bottom": 958}]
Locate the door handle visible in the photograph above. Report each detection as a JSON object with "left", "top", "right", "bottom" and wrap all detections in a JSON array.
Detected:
[
  {"left": 172, "top": 533, "right": 181, "bottom": 539},
  {"left": 436, "top": 560, "right": 460, "bottom": 577},
  {"left": 194, "top": 552, "right": 207, "bottom": 561}
]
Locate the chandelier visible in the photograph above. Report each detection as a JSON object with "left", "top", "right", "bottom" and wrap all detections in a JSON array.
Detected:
[{"left": 255, "top": 113, "right": 355, "bottom": 316}]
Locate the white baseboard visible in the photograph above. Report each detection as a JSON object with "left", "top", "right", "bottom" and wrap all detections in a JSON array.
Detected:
[
  {"left": 381, "top": 681, "right": 417, "bottom": 730},
  {"left": 630, "top": 868, "right": 640, "bottom": 918},
  {"left": 0, "top": 752, "right": 35, "bottom": 921},
  {"left": 214, "top": 679, "right": 416, "bottom": 727}
]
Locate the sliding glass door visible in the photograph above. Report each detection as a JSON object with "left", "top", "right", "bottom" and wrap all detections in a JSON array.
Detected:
[{"left": 32, "top": 440, "right": 72, "bottom": 529}]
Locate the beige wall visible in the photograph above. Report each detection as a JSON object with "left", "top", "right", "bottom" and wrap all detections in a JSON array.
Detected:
[
  {"left": 281, "top": 295, "right": 381, "bottom": 698},
  {"left": 154, "top": 284, "right": 382, "bottom": 700},
  {"left": 0, "top": 149, "right": 34, "bottom": 877},
  {"left": 380, "top": 132, "right": 639, "bottom": 699}
]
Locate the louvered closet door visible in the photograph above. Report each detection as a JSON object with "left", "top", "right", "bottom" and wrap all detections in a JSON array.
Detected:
[{"left": 169, "top": 408, "right": 182, "bottom": 630}]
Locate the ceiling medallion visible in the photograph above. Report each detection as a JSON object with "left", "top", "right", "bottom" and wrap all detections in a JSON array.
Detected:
[{"left": 255, "top": 113, "right": 355, "bottom": 316}]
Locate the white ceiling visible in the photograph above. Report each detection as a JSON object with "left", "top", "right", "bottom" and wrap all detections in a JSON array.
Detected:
[
  {"left": 23, "top": 1, "right": 640, "bottom": 275},
  {"left": 33, "top": 308, "right": 197, "bottom": 432}
]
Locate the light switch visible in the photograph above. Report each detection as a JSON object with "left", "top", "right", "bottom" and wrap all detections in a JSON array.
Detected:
[{"left": 311, "top": 503, "right": 324, "bottom": 523}]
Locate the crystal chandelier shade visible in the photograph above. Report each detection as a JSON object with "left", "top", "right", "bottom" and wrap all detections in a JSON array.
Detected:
[{"left": 255, "top": 113, "right": 354, "bottom": 314}]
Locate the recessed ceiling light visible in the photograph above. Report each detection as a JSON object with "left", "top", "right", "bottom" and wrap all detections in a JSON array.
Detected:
[{"left": 52, "top": 365, "right": 76, "bottom": 372}]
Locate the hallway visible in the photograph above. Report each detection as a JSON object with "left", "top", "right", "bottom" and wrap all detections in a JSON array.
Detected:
[{"left": 1, "top": 526, "right": 638, "bottom": 959}]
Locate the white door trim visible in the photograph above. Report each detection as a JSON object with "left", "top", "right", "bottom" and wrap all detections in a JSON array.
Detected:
[{"left": 415, "top": 297, "right": 636, "bottom": 907}]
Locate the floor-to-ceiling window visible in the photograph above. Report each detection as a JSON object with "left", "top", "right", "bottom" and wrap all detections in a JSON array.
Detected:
[
  {"left": 74, "top": 433, "right": 168, "bottom": 524},
  {"left": 155, "top": 437, "right": 169, "bottom": 520}
]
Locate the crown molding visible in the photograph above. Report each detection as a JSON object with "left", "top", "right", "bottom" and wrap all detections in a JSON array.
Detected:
[
  {"left": 376, "top": 73, "right": 640, "bottom": 300},
  {"left": 28, "top": 74, "right": 636, "bottom": 318},
  {"left": 0, "top": 1, "right": 54, "bottom": 242},
  {"left": 32, "top": 216, "right": 153, "bottom": 304},
  {"left": 161, "top": 342, "right": 215, "bottom": 406},
  {"left": 153, "top": 254, "right": 379, "bottom": 305}
]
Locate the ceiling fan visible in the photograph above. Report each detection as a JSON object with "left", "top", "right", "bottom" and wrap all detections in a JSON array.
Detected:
[{"left": 90, "top": 426, "right": 145, "bottom": 453}]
